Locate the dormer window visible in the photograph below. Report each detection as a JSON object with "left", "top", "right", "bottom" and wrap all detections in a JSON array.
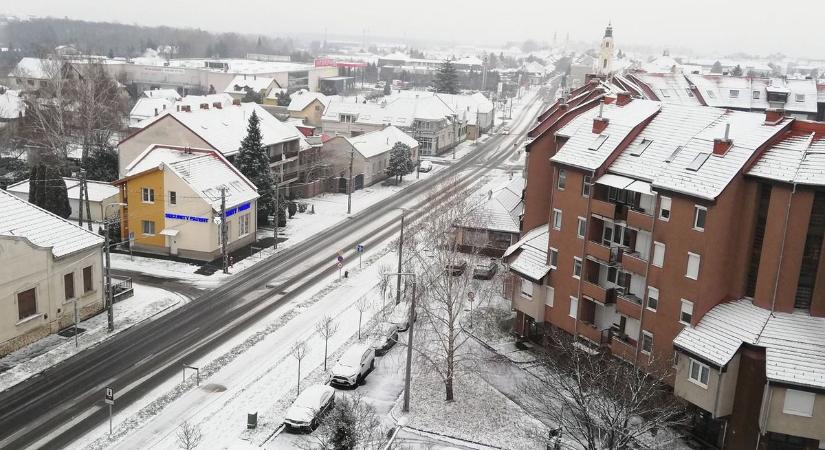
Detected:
[
  {"left": 706, "top": 90, "right": 716, "bottom": 99},
  {"left": 795, "top": 94, "right": 805, "bottom": 102},
  {"left": 753, "top": 90, "right": 761, "bottom": 100},
  {"left": 729, "top": 89, "right": 739, "bottom": 98},
  {"left": 630, "top": 138, "right": 653, "bottom": 157}
]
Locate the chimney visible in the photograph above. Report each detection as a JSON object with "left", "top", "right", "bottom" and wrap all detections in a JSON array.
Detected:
[
  {"left": 243, "top": 74, "right": 247, "bottom": 80},
  {"left": 713, "top": 123, "right": 733, "bottom": 155},
  {"left": 213, "top": 102, "right": 222, "bottom": 109},
  {"left": 200, "top": 103, "right": 209, "bottom": 110},
  {"left": 232, "top": 98, "right": 241, "bottom": 106},
  {"left": 592, "top": 101, "right": 609, "bottom": 134},
  {"left": 616, "top": 91, "right": 632, "bottom": 106},
  {"left": 765, "top": 108, "right": 784, "bottom": 125},
  {"left": 176, "top": 105, "right": 181, "bottom": 112},
  {"left": 162, "top": 104, "right": 166, "bottom": 110},
  {"left": 182, "top": 105, "right": 191, "bottom": 112},
  {"left": 154, "top": 108, "right": 158, "bottom": 116}
]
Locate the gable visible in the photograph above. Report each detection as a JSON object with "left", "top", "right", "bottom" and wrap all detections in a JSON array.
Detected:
[{"left": 117, "top": 116, "right": 214, "bottom": 178}]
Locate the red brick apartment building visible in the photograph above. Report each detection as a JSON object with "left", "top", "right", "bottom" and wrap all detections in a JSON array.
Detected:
[{"left": 504, "top": 80, "right": 825, "bottom": 450}]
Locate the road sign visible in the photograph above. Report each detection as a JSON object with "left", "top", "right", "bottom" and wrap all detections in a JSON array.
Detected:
[
  {"left": 356, "top": 244, "right": 365, "bottom": 253},
  {"left": 105, "top": 387, "right": 114, "bottom": 405},
  {"left": 467, "top": 292, "right": 475, "bottom": 302},
  {"left": 337, "top": 261, "right": 343, "bottom": 268},
  {"left": 337, "top": 255, "right": 344, "bottom": 263}
]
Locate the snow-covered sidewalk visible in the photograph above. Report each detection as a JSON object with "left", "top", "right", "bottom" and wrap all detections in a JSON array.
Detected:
[{"left": 0, "top": 283, "right": 186, "bottom": 393}]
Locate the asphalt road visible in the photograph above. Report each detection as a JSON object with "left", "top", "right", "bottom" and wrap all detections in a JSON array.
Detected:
[{"left": 0, "top": 90, "right": 547, "bottom": 450}]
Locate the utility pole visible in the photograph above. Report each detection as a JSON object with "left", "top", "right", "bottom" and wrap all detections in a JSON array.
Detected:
[
  {"left": 395, "top": 212, "right": 404, "bottom": 305},
  {"left": 402, "top": 280, "right": 417, "bottom": 412},
  {"left": 104, "top": 217, "right": 114, "bottom": 332},
  {"left": 347, "top": 149, "right": 354, "bottom": 214},
  {"left": 273, "top": 180, "right": 279, "bottom": 249},
  {"left": 77, "top": 169, "right": 85, "bottom": 229},
  {"left": 220, "top": 187, "right": 228, "bottom": 274},
  {"left": 83, "top": 174, "right": 92, "bottom": 231}
]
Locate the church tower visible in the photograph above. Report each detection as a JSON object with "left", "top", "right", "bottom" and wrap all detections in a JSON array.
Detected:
[{"left": 598, "top": 22, "right": 614, "bottom": 76}]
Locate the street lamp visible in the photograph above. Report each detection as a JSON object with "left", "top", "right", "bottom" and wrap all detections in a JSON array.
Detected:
[
  {"left": 383, "top": 271, "right": 417, "bottom": 413},
  {"left": 104, "top": 202, "right": 127, "bottom": 332}
]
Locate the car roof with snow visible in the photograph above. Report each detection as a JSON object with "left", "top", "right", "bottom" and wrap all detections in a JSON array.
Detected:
[
  {"left": 338, "top": 343, "right": 371, "bottom": 366},
  {"left": 293, "top": 384, "right": 334, "bottom": 408}
]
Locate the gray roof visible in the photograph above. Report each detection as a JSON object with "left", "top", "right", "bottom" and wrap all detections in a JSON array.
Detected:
[
  {"left": 674, "top": 299, "right": 825, "bottom": 390},
  {"left": 503, "top": 224, "right": 550, "bottom": 282},
  {"left": 747, "top": 131, "right": 825, "bottom": 187},
  {"left": 460, "top": 177, "right": 524, "bottom": 234}
]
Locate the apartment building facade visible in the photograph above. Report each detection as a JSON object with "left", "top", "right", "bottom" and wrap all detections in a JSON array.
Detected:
[{"left": 505, "top": 83, "right": 825, "bottom": 449}]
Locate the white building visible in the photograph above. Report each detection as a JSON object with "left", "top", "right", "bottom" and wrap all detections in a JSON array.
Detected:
[
  {"left": 6, "top": 178, "right": 120, "bottom": 222},
  {"left": 322, "top": 126, "right": 420, "bottom": 188}
]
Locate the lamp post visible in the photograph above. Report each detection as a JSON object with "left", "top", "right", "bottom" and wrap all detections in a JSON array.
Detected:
[
  {"left": 104, "top": 202, "right": 127, "bottom": 333},
  {"left": 383, "top": 271, "right": 417, "bottom": 413}
]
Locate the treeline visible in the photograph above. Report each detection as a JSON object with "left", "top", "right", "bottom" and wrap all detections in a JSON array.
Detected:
[{"left": 1, "top": 17, "right": 302, "bottom": 59}]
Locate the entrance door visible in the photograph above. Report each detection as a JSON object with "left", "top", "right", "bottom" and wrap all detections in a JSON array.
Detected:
[{"left": 168, "top": 236, "right": 178, "bottom": 256}]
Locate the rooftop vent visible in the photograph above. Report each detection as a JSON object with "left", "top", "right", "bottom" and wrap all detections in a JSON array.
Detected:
[
  {"left": 713, "top": 123, "right": 733, "bottom": 156},
  {"left": 592, "top": 101, "right": 609, "bottom": 134}
]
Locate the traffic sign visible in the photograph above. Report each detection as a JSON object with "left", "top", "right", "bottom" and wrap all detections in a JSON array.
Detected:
[
  {"left": 105, "top": 387, "right": 114, "bottom": 405},
  {"left": 467, "top": 292, "right": 475, "bottom": 302},
  {"left": 337, "top": 261, "right": 343, "bottom": 268},
  {"left": 356, "top": 244, "right": 365, "bottom": 253},
  {"left": 337, "top": 255, "right": 344, "bottom": 263}
]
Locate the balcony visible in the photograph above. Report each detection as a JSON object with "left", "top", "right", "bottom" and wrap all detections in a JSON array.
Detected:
[
  {"left": 610, "top": 335, "right": 637, "bottom": 363},
  {"left": 616, "top": 293, "right": 643, "bottom": 320},
  {"left": 627, "top": 208, "right": 654, "bottom": 231},
  {"left": 582, "top": 280, "right": 616, "bottom": 305},
  {"left": 591, "top": 199, "right": 628, "bottom": 222},
  {"left": 579, "top": 322, "right": 611, "bottom": 346},
  {"left": 586, "top": 240, "right": 611, "bottom": 263},
  {"left": 621, "top": 250, "right": 648, "bottom": 275}
]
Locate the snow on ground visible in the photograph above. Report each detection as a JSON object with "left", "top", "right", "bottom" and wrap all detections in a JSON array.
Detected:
[{"left": 0, "top": 283, "right": 185, "bottom": 393}]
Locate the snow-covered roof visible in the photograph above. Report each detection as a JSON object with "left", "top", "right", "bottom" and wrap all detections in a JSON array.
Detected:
[
  {"left": 503, "top": 224, "right": 550, "bottom": 282},
  {"left": 631, "top": 73, "right": 703, "bottom": 106},
  {"left": 674, "top": 299, "right": 825, "bottom": 390},
  {"left": 748, "top": 130, "right": 825, "bottom": 187},
  {"left": 347, "top": 125, "right": 419, "bottom": 159},
  {"left": 223, "top": 75, "right": 276, "bottom": 95},
  {"left": 129, "top": 97, "right": 175, "bottom": 122},
  {"left": 143, "top": 89, "right": 181, "bottom": 101},
  {"left": 459, "top": 177, "right": 523, "bottom": 234},
  {"left": 128, "top": 57, "right": 315, "bottom": 75},
  {"left": 642, "top": 55, "right": 682, "bottom": 74},
  {"left": 686, "top": 75, "right": 818, "bottom": 113},
  {"left": 0, "top": 89, "right": 24, "bottom": 119},
  {"left": 7, "top": 177, "right": 117, "bottom": 202},
  {"left": 0, "top": 189, "right": 103, "bottom": 258},
  {"left": 287, "top": 91, "right": 330, "bottom": 112},
  {"left": 124, "top": 145, "right": 258, "bottom": 211},
  {"left": 133, "top": 102, "right": 303, "bottom": 156},
  {"left": 8, "top": 57, "right": 60, "bottom": 79}
]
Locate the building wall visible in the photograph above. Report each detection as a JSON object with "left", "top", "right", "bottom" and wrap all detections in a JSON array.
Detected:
[
  {"left": 321, "top": 120, "right": 385, "bottom": 138},
  {"left": 117, "top": 117, "right": 212, "bottom": 177},
  {"left": 124, "top": 169, "right": 166, "bottom": 250},
  {"left": 765, "top": 386, "right": 825, "bottom": 443},
  {"left": 674, "top": 353, "right": 740, "bottom": 418},
  {"left": 0, "top": 237, "right": 103, "bottom": 357},
  {"left": 511, "top": 277, "right": 547, "bottom": 321},
  {"left": 290, "top": 99, "right": 325, "bottom": 127}
]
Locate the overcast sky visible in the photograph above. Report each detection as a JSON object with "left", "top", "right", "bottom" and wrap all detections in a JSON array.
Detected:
[{"left": 4, "top": 0, "right": 824, "bottom": 58}]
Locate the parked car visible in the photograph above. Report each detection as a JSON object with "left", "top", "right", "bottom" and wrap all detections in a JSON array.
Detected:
[
  {"left": 445, "top": 260, "right": 467, "bottom": 276},
  {"left": 330, "top": 343, "right": 375, "bottom": 388},
  {"left": 418, "top": 160, "right": 433, "bottom": 172},
  {"left": 473, "top": 259, "right": 498, "bottom": 280},
  {"left": 389, "top": 301, "right": 415, "bottom": 331},
  {"left": 502, "top": 126, "right": 511, "bottom": 135},
  {"left": 370, "top": 322, "right": 399, "bottom": 355},
  {"left": 284, "top": 384, "right": 335, "bottom": 432}
]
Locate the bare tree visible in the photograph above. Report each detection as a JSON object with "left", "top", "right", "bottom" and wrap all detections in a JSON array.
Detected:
[
  {"left": 355, "top": 295, "right": 371, "bottom": 340},
  {"left": 377, "top": 261, "right": 394, "bottom": 313},
  {"left": 299, "top": 392, "right": 393, "bottom": 450},
  {"left": 520, "top": 332, "right": 688, "bottom": 450},
  {"left": 403, "top": 177, "right": 499, "bottom": 401},
  {"left": 176, "top": 420, "right": 203, "bottom": 450},
  {"left": 315, "top": 315, "right": 339, "bottom": 371},
  {"left": 290, "top": 340, "right": 310, "bottom": 395}
]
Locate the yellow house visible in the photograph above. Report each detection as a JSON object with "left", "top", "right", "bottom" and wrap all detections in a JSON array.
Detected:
[
  {"left": 286, "top": 92, "right": 330, "bottom": 127},
  {"left": 115, "top": 145, "right": 259, "bottom": 261}
]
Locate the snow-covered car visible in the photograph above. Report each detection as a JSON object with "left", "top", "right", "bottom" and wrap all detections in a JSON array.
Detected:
[
  {"left": 445, "top": 260, "right": 467, "bottom": 276},
  {"left": 388, "top": 301, "right": 415, "bottom": 331},
  {"left": 473, "top": 259, "right": 498, "bottom": 280},
  {"left": 501, "top": 126, "right": 511, "bottom": 135},
  {"left": 284, "top": 384, "right": 335, "bottom": 432},
  {"left": 370, "top": 322, "right": 399, "bottom": 355},
  {"left": 418, "top": 160, "right": 433, "bottom": 172},
  {"left": 330, "top": 343, "right": 375, "bottom": 388}
]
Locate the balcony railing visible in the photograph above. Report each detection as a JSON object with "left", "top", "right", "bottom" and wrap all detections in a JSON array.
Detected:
[
  {"left": 611, "top": 335, "right": 637, "bottom": 362},
  {"left": 616, "top": 293, "right": 643, "bottom": 320},
  {"left": 579, "top": 322, "right": 611, "bottom": 346},
  {"left": 627, "top": 208, "right": 654, "bottom": 231},
  {"left": 582, "top": 280, "right": 616, "bottom": 304},
  {"left": 591, "top": 199, "right": 628, "bottom": 222},
  {"left": 621, "top": 250, "right": 647, "bottom": 275}
]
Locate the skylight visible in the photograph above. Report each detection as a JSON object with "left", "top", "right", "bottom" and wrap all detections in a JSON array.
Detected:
[
  {"left": 630, "top": 138, "right": 653, "bottom": 157},
  {"left": 729, "top": 89, "right": 739, "bottom": 98},
  {"left": 588, "top": 134, "right": 609, "bottom": 151},
  {"left": 686, "top": 152, "right": 710, "bottom": 171},
  {"left": 706, "top": 90, "right": 716, "bottom": 99},
  {"left": 665, "top": 146, "right": 684, "bottom": 163}
]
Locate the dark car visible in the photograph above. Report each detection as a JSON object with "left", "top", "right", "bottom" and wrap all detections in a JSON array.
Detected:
[
  {"left": 445, "top": 260, "right": 467, "bottom": 276},
  {"left": 472, "top": 259, "right": 498, "bottom": 280}
]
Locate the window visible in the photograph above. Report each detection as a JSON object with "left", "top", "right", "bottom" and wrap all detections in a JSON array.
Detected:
[
  {"left": 706, "top": 90, "right": 716, "bottom": 99},
  {"left": 658, "top": 196, "right": 671, "bottom": 221},
  {"left": 686, "top": 252, "right": 701, "bottom": 280},
  {"left": 652, "top": 242, "right": 666, "bottom": 268},
  {"left": 569, "top": 296, "right": 578, "bottom": 318},
  {"left": 576, "top": 217, "right": 586, "bottom": 239},
  {"left": 17, "top": 288, "right": 37, "bottom": 320},
  {"left": 83, "top": 266, "right": 93, "bottom": 293},
  {"left": 753, "top": 90, "right": 761, "bottom": 100},
  {"left": 688, "top": 359, "right": 710, "bottom": 388},
  {"left": 169, "top": 191, "right": 177, "bottom": 205},
  {"left": 660, "top": 88, "right": 671, "bottom": 98},
  {"left": 64, "top": 273, "right": 75, "bottom": 300},
  {"left": 685, "top": 88, "right": 694, "bottom": 97},
  {"left": 142, "top": 220, "right": 156, "bottom": 235},
  {"left": 573, "top": 257, "right": 582, "bottom": 279},
  {"left": 680, "top": 299, "right": 694, "bottom": 325},
  {"left": 238, "top": 214, "right": 250, "bottom": 236},
  {"left": 686, "top": 153, "right": 710, "bottom": 171},
  {"left": 549, "top": 248, "right": 559, "bottom": 269},
  {"left": 783, "top": 389, "right": 815, "bottom": 417},
  {"left": 142, "top": 187, "right": 155, "bottom": 203},
  {"left": 641, "top": 331, "right": 653, "bottom": 354},
  {"left": 665, "top": 146, "right": 683, "bottom": 163},
  {"left": 546, "top": 287, "right": 555, "bottom": 307},
  {"left": 795, "top": 94, "right": 805, "bottom": 103},
  {"left": 630, "top": 138, "right": 653, "bottom": 157},
  {"left": 521, "top": 279, "right": 534, "bottom": 298},
  {"left": 589, "top": 134, "right": 609, "bottom": 151},
  {"left": 557, "top": 169, "right": 566, "bottom": 190},
  {"left": 582, "top": 175, "right": 592, "bottom": 197},
  {"left": 646, "top": 286, "right": 659, "bottom": 311},
  {"left": 552, "top": 209, "right": 562, "bottom": 230},
  {"left": 694, "top": 206, "right": 707, "bottom": 231},
  {"left": 729, "top": 89, "right": 739, "bottom": 98}
]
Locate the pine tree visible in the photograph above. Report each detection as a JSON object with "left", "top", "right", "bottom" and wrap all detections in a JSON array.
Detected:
[
  {"left": 385, "top": 142, "right": 414, "bottom": 185},
  {"left": 434, "top": 60, "right": 459, "bottom": 94},
  {"left": 235, "top": 111, "right": 276, "bottom": 225},
  {"left": 383, "top": 81, "right": 391, "bottom": 96},
  {"left": 28, "top": 164, "right": 71, "bottom": 219},
  {"left": 711, "top": 61, "right": 723, "bottom": 74},
  {"left": 732, "top": 64, "right": 744, "bottom": 76},
  {"left": 84, "top": 145, "right": 119, "bottom": 182}
]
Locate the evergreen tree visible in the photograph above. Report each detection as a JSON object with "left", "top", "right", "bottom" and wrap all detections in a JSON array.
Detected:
[
  {"left": 84, "top": 145, "right": 119, "bottom": 182},
  {"left": 384, "top": 142, "right": 414, "bottom": 185},
  {"left": 711, "top": 60, "right": 723, "bottom": 74},
  {"left": 732, "top": 64, "right": 744, "bottom": 76},
  {"left": 434, "top": 59, "right": 459, "bottom": 94},
  {"left": 383, "top": 81, "right": 391, "bottom": 96},
  {"left": 235, "top": 111, "right": 276, "bottom": 225},
  {"left": 274, "top": 91, "right": 291, "bottom": 107},
  {"left": 28, "top": 164, "right": 71, "bottom": 218}
]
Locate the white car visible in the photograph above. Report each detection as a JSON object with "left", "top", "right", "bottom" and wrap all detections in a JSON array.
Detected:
[
  {"left": 330, "top": 343, "right": 375, "bottom": 387},
  {"left": 370, "top": 322, "right": 399, "bottom": 355},
  {"left": 284, "top": 384, "right": 335, "bottom": 432},
  {"left": 502, "top": 126, "right": 511, "bottom": 135},
  {"left": 389, "top": 301, "right": 415, "bottom": 332},
  {"left": 418, "top": 160, "right": 433, "bottom": 173}
]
